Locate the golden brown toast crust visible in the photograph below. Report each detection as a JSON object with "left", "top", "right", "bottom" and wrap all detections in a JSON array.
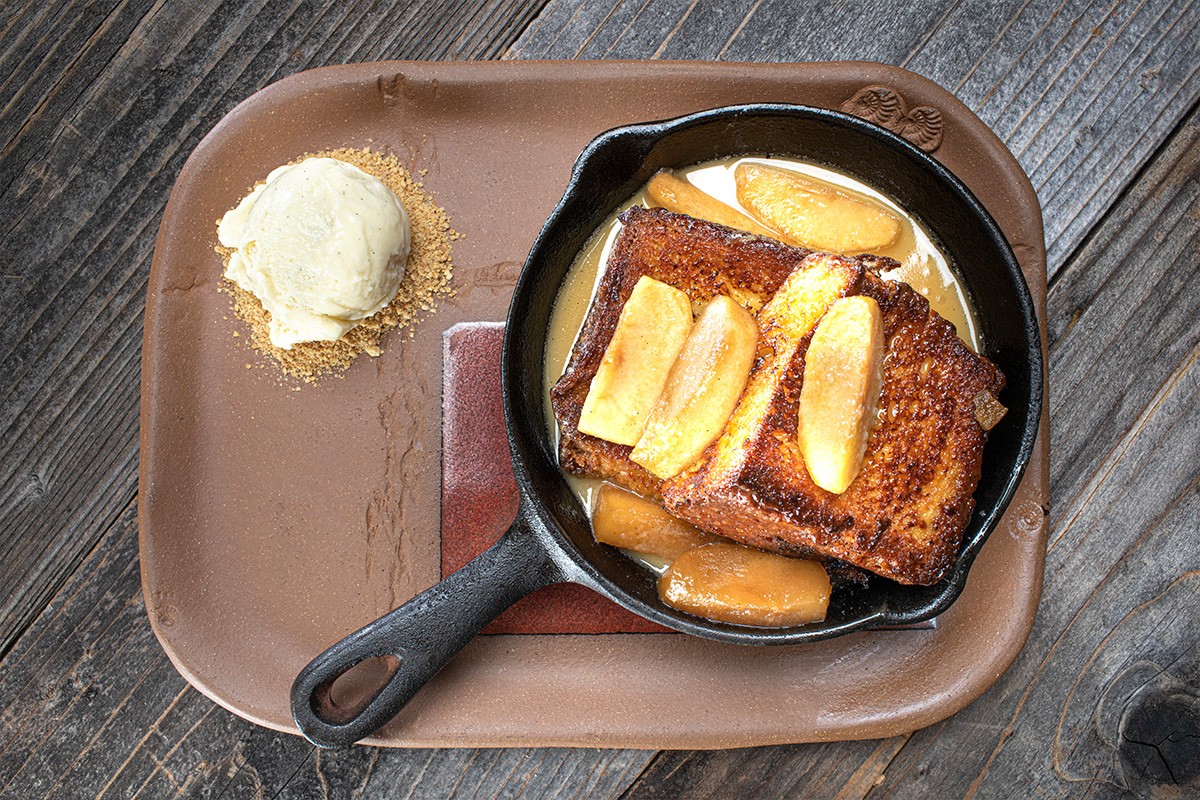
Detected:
[
  {"left": 551, "top": 206, "right": 1005, "bottom": 586},
  {"left": 663, "top": 270, "right": 1005, "bottom": 585}
]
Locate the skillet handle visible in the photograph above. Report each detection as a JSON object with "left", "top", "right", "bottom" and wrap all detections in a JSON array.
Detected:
[{"left": 290, "top": 517, "right": 563, "bottom": 748}]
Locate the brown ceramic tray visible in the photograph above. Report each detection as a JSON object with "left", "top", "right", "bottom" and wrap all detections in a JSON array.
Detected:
[{"left": 140, "top": 60, "right": 1050, "bottom": 748}]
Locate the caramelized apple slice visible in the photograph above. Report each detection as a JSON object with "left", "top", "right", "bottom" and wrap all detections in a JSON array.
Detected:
[
  {"left": 578, "top": 276, "right": 693, "bottom": 446},
  {"left": 646, "top": 170, "right": 778, "bottom": 239},
  {"left": 797, "top": 296, "right": 885, "bottom": 494},
  {"left": 658, "top": 543, "right": 831, "bottom": 626},
  {"left": 735, "top": 162, "right": 903, "bottom": 255},
  {"left": 631, "top": 295, "right": 758, "bottom": 479},
  {"left": 591, "top": 483, "right": 723, "bottom": 560},
  {"left": 973, "top": 390, "right": 1007, "bottom": 431}
]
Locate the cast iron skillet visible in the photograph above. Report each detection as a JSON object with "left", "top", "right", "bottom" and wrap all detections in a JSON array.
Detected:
[{"left": 291, "top": 104, "right": 1044, "bottom": 748}]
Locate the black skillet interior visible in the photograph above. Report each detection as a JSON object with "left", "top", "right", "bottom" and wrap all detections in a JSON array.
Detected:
[{"left": 503, "top": 104, "right": 1043, "bottom": 645}]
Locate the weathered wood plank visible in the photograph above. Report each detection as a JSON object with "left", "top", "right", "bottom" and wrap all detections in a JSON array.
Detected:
[
  {"left": 508, "top": 0, "right": 1200, "bottom": 277},
  {"left": 0, "top": 0, "right": 548, "bottom": 661},
  {"left": 620, "top": 736, "right": 911, "bottom": 800},
  {"left": 1046, "top": 111, "right": 1200, "bottom": 525},
  {"left": 0, "top": 3, "right": 655, "bottom": 797},
  {"left": 0, "top": 0, "right": 145, "bottom": 162}
]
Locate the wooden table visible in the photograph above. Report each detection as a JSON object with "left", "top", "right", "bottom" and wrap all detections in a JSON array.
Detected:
[{"left": 2, "top": 1, "right": 1198, "bottom": 797}]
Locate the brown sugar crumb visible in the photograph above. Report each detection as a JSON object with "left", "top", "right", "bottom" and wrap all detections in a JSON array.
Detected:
[{"left": 217, "top": 147, "right": 456, "bottom": 381}]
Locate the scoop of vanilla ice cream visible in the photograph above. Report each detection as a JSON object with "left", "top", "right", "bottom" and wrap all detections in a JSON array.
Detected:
[{"left": 218, "top": 157, "right": 410, "bottom": 349}]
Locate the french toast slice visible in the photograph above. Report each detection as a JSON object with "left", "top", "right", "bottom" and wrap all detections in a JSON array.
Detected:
[
  {"left": 551, "top": 206, "right": 817, "bottom": 497},
  {"left": 662, "top": 268, "right": 1005, "bottom": 586},
  {"left": 552, "top": 206, "right": 1005, "bottom": 586}
]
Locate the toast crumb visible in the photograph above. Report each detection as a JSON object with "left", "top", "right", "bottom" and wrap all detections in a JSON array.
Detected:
[{"left": 216, "top": 147, "right": 456, "bottom": 382}]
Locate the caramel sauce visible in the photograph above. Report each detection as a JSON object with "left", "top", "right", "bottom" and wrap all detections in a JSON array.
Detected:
[{"left": 541, "top": 157, "right": 983, "bottom": 564}]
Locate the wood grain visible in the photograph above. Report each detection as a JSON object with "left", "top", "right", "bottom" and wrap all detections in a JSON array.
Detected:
[
  {"left": 509, "top": 0, "right": 1200, "bottom": 276},
  {"left": 905, "top": 98, "right": 1200, "bottom": 800}
]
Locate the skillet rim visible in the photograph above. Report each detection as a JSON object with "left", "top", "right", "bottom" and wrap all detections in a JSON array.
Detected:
[{"left": 501, "top": 102, "right": 1044, "bottom": 645}]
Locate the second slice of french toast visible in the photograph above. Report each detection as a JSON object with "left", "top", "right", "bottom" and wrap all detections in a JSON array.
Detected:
[{"left": 661, "top": 263, "right": 1004, "bottom": 586}]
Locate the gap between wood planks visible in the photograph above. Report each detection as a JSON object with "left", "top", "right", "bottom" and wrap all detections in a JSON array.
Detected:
[
  {"left": 0, "top": 490, "right": 135, "bottom": 665},
  {"left": 1045, "top": 92, "right": 1200, "bottom": 305}
]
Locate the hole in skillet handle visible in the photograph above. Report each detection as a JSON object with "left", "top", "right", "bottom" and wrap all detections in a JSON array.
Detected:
[
  {"left": 290, "top": 515, "right": 566, "bottom": 747},
  {"left": 318, "top": 655, "right": 401, "bottom": 724}
]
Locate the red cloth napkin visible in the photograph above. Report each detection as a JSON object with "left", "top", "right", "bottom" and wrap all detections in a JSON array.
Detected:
[{"left": 441, "top": 322, "right": 667, "bottom": 634}]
